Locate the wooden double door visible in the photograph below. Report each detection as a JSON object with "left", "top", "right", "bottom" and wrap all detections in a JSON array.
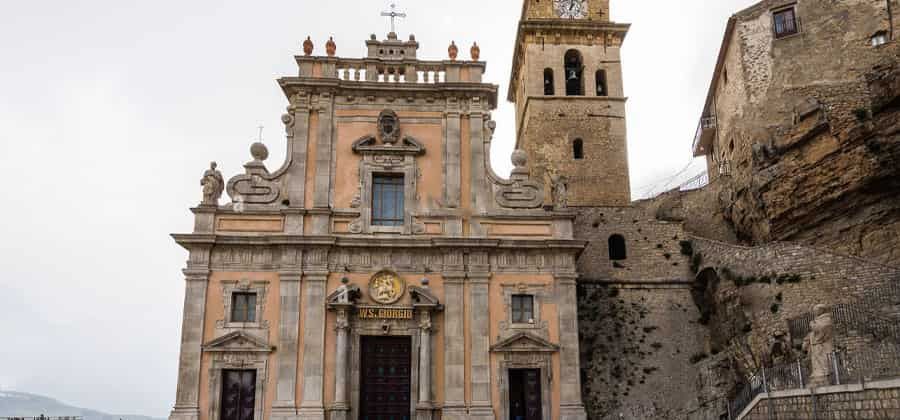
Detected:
[
  {"left": 508, "top": 368, "right": 542, "bottom": 420},
  {"left": 220, "top": 369, "right": 256, "bottom": 420},
  {"left": 359, "top": 335, "right": 412, "bottom": 420}
]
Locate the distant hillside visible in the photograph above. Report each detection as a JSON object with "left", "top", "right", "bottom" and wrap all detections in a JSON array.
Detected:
[{"left": 0, "top": 392, "right": 164, "bottom": 420}]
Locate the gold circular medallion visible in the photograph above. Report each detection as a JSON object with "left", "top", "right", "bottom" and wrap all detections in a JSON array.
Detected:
[{"left": 368, "top": 271, "right": 405, "bottom": 305}]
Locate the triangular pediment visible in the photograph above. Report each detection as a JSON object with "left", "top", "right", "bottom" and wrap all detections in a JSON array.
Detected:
[
  {"left": 203, "top": 331, "right": 274, "bottom": 353},
  {"left": 491, "top": 332, "right": 559, "bottom": 353},
  {"left": 409, "top": 285, "right": 441, "bottom": 308},
  {"left": 326, "top": 283, "right": 361, "bottom": 306}
]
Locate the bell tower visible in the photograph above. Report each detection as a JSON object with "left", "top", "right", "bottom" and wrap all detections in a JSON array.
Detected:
[{"left": 510, "top": 0, "right": 631, "bottom": 206}]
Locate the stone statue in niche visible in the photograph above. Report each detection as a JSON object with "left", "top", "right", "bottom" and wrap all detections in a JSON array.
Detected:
[
  {"left": 201, "top": 161, "right": 224, "bottom": 206},
  {"left": 378, "top": 110, "right": 401, "bottom": 145},
  {"left": 803, "top": 304, "right": 834, "bottom": 387}
]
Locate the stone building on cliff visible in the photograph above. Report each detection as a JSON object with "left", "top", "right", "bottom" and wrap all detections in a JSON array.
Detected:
[{"left": 167, "top": 0, "right": 900, "bottom": 420}]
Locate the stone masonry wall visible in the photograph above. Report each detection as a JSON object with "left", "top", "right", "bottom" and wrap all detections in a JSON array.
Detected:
[
  {"left": 575, "top": 207, "right": 711, "bottom": 418},
  {"left": 689, "top": 238, "right": 900, "bottom": 381},
  {"left": 574, "top": 207, "right": 693, "bottom": 282},
  {"left": 741, "top": 381, "right": 900, "bottom": 420},
  {"left": 578, "top": 283, "right": 709, "bottom": 420}
]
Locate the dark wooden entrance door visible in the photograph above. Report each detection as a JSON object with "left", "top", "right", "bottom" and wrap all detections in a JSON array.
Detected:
[
  {"left": 359, "top": 335, "right": 412, "bottom": 420},
  {"left": 220, "top": 369, "right": 256, "bottom": 420},
  {"left": 508, "top": 368, "right": 542, "bottom": 420}
]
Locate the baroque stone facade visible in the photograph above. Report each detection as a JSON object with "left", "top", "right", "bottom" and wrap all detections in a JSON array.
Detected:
[{"left": 168, "top": 1, "right": 900, "bottom": 420}]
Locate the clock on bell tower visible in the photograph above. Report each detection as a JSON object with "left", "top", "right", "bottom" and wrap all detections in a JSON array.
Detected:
[{"left": 509, "top": 0, "right": 632, "bottom": 207}]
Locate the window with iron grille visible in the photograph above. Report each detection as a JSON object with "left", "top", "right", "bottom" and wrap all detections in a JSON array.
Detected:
[
  {"left": 231, "top": 293, "right": 257, "bottom": 323},
  {"left": 773, "top": 7, "right": 799, "bottom": 38},
  {"left": 372, "top": 174, "right": 405, "bottom": 227},
  {"left": 511, "top": 295, "right": 535, "bottom": 324}
]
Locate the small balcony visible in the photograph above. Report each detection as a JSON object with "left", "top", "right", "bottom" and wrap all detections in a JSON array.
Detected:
[{"left": 692, "top": 115, "right": 717, "bottom": 157}]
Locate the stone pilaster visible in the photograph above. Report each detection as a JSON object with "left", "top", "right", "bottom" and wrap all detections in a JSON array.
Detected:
[
  {"left": 330, "top": 306, "right": 351, "bottom": 420},
  {"left": 168, "top": 269, "right": 209, "bottom": 420},
  {"left": 442, "top": 274, "right": 467, "bottom": 420},
  {"left": 444, "top": 104, "right": 462, "bottom": 209},
  {"left": 272, "top": 271, "right": 302, "bottom": 420},
  {"left": 298, "top": 273, "right": 328, "bottom": 420},
  {"left": 416, "top": 310, "right": 434, "bottom": 420},
  {"left": 287, "top": 93, "right": 311, "bottom": 209},
  {"left": 468, "top": 103, "right": 490, "bottom": 214},
  {"left": 556, "top": 274, "right": 588, "bottom": 420},
  {"left": 468, "top": 273, "right": 495, "bottom": 420},
  {"left": 311, "top": 93, "right": 334, "bottom": 235}
]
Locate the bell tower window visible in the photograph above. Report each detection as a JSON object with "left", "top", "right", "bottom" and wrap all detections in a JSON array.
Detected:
[
  {"left": 543, "top": 68, "right": 555, "bottom": 95},
  {"left": 595, "top": 70, "right": 608, "bottom": 96},
  {"left": 564, "top": 50, "right": 584, "bottom": 96}
]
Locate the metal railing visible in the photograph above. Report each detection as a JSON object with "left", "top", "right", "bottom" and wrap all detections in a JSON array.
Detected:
[
  {"left": 692, "top": 115, "right": 718, "bottom": 153},
  {"left": 728, "top": 345, "right": 900, "bottom": 418},
  {"left": 1, "top": 417, "right": 83, "bottom": 420},
  {"left": 679, "top": 171, "right": 710, "bottom": 191}
]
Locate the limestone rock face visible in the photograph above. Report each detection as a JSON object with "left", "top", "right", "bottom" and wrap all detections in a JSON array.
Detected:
[{"left": 723, "top": 61, "right": 900, "bottom": 265}]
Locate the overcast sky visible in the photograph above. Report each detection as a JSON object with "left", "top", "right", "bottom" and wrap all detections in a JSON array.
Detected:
[{"left": 0, "top": 0, "right": 757, "bottom": 417}]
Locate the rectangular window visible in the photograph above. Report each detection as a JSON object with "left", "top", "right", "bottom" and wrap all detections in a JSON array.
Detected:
[
  {"left": 511, "top": 295, "right": 535, "bottom": 324},
  {"left": 372, "top": 174, "right": 405, "bottom": 227},
  {"left": 773, "top": 7, "right": 798, "bottom": 38},
  {"left": 231, "top": 293, "right": 257, "bottom": 323}
]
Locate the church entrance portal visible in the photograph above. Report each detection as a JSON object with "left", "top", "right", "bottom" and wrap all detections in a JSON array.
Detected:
[
  {"left": 219, "top": 369, "right": 256, "bottom": 420},
  {"left": 508, "top": 368, "right": 542, "bottom": 420},
  {"left": 359, "top": 335, "right": 412, "bottom": 420}
]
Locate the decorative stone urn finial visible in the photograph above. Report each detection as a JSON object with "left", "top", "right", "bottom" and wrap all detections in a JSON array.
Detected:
[
  {"left": 421, "top": 277, "right": 430, "bottom": 289},
  {"left": 470, "top": 42, "right": 481, "bottom": 61},
  {"left": 448, "top": 41, "right": 458, "bottom": 61},
  {"left": 302, "top": 36, "right": 313, "bottom": 56},
  {"left": 326, "top": 36, "right": 337, "bottom": 57},
  {"left": 250, "top": 142, "right": 269, "bottom": 162}
]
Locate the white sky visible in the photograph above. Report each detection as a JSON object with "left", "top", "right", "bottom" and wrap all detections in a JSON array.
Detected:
[{"left": 0, "top": 0, "right": 757, "bottom": 417}]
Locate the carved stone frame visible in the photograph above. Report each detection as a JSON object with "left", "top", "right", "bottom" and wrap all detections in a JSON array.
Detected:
[
  {"left": 207, "top": 354, "right": 269, "bottom": 420},
  {"left": 217, "top": 279, "right": 270, "bottom": 334},
  {"left": 350, "top": 153, "right": 423, "bottom": 235},
  {"left": 491, "top": 334, "right": 558, "bottom": 420},
  {"left": 499, "top": 282, "right": 552, "bottom": 335},
  {"left": 347, "top": 315, "right": 425, "bottom": 420},
  {"left": 204, "top": 332, "right": 274, "bottom": 420}
]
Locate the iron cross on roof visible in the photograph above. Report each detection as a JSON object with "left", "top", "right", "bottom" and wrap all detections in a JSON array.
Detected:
[{"left": 380, "top": 3, "right": 407, "bottom": 34}]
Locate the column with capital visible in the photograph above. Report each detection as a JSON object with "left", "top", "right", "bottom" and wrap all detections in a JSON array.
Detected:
[
  {"left": 416, "top": 310, "right": 434, "bottom": 420},
  {"left": 330, "top": 305, "right": 352, "bottom": 420}
]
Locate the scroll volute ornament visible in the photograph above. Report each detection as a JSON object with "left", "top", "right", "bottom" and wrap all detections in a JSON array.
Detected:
[
  {"left": 303, "top": 36, "right": 314, "bottom": 56},
  {"left": 326, "top": 37, "right": 337, "bottom": 57},
  {"left": 448, "top": 41, "right": 458, "bottom": 61},
  {"left": 470, "top": 42, "right": 480, "bottom": 61}
]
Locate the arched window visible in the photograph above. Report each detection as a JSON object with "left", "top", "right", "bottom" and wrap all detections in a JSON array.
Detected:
[
  {"left": 573, "top": 139, "right": 584, "bottom": 160},
  {"left": 543, "top": 68, "right": 555, "bottom": 95},
  {"left": 609, "top": 235, "right": 627, "bottom": 260},
  {"left": 595, "top": 70, "right": 608, "bottom": 96},
  {"left": 564, "top": 50, "right": 584, "bottom": 96}
]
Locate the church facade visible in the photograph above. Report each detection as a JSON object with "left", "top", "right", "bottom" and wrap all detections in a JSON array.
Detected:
[{"left": 169, "top": 1, "right": 627, "bottom": 420}]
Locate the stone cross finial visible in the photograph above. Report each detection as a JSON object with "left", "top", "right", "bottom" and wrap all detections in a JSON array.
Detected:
[{"left": 380, "top": 3, "right": 407, "bottom": 34}]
